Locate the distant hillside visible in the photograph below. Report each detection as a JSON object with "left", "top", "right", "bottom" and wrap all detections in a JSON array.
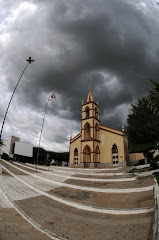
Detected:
[{"left": 33, "top": 147, "right": 69, "bottom": 165}]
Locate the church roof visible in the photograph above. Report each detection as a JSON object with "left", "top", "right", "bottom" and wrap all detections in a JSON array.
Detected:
[{"left": 86, "top": 89, "right": 95, "bottom": 103}]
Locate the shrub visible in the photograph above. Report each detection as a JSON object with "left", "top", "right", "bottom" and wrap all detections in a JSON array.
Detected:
[
  {"left": 44, "top": 159, "right": 50, "bottom": 166},
  {"left": 138, "top": 159, "right": 145, "bottom": 165},
  {"left": 52, "top": 161, "right": 61, "bottom": 166},
  {"left": 1, "top": 153, "right": 10, "bottom": 160},
  {"left": 150, "top": 158, "right": 159, "bottom": 169}
]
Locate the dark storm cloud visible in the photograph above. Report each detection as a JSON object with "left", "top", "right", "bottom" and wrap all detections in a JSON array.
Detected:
[
  {"left": 34, "top": 1, "right": 158, "bottom": 122},
  {"left": 1, "top": 0, "right": 159, "bottom": 150}
]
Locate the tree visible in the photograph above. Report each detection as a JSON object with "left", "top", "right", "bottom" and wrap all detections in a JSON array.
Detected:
[
  {"left": 147, "top": 80, "right": 159, "bottom": 116},
  {"left": 127, "top": 97, "right": 159, "bottom": 164},
  {"left": 33, "top": 147, "right": 69, "bottom": 165},
  {"left": 33, "top": 147, "right": 47, "bottom": 165},
  {"left": 1, "top": 152, "right": 10, "bottom": 160}
]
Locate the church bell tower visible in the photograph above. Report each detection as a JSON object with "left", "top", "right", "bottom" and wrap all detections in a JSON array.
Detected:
[{"left": 81, "top": 90, "right": 100, "bottom": 167}]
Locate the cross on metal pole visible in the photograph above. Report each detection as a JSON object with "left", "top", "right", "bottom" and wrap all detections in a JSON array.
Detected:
[
  {"left": 26, "top": 57, "right": 34, "bottom": 64},
  {"left": 0, "top": 57, "right": 34, "bottom": 141}
]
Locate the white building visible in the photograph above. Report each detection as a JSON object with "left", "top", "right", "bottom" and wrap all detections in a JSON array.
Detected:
[
  {"left": 0, "top": 136, "right": 33, "bottom": 158},
  {"left": 0, "top": 136, "right": 20, "bottom": 156},
  {"left": 14, "top": 141, "right": 33, "bottom": 158}
]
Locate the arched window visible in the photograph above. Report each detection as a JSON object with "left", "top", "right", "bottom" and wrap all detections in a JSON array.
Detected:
[
  {"left": 74, "top": 148, "right": 78, "bottom": 165},
  {"left": 95, "top": 124, "right": 99, "bottom": 139},
  {"left": 84, "top": 122, "right": 91, "bottom": 139},
  {"left": 85, "top": 107, "right": 90, "bottom": 118},
  {"left": 95, "top": 108, "right": 98, "bottom": 119},
  {"left": 112, "top": 144, "right": 118, "bottom": 153},
  {"left": 95, "top": 146, "right": 100, "bottom": 162},
  {"left": 112, "top": 144, "right": 118, "bottom": 165},
  {"left": 83, "top": 145, "right": 91, "bottom": 162}
]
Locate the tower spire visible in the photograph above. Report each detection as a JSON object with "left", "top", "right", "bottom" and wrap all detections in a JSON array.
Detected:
[{"left": 86, "top": 88, "right": 95, "bottom": 103}]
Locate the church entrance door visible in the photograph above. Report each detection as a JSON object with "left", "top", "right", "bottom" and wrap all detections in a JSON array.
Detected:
[
  {"left": 112, "top": 144, "right": 119, "bottom": 166},
  {"left": 83, "top": 146, "right": 91, "bottom": 167}
]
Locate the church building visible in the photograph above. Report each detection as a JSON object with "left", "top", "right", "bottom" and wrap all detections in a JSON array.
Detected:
[{"left": 69, "top": 90, "right": 128, "bottom": 168}]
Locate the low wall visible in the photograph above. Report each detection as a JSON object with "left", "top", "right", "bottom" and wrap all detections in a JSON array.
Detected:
[
  {"left": 69, "top": 161, "right": 126, "bottom": 168},
  {"left": 127, "top": 160, "right": 139, "bottom": 166}
]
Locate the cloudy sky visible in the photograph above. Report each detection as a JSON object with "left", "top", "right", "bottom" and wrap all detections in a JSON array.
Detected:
[{"left": 0, "top": 0, "right": 159, "bottom": 152}]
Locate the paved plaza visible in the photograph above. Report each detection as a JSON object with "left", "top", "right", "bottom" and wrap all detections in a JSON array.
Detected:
[{"left": 0, "top": 160, "right": 156, "bottom": 239}]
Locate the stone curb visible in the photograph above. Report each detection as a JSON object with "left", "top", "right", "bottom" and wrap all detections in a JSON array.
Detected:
[
  {"left": 136, "top": 169, "right": 159, "bottom": 177},
  {"left": 152, "top": 179, "right": 159, "bottom": 240},
  {"left": 133, "top": 164, "right": 150, "bottom": 169}
]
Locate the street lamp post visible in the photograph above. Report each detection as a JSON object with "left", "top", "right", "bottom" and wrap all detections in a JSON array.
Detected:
[{"left": 0, "top": 57, "right": 34, "bottom": 141}]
